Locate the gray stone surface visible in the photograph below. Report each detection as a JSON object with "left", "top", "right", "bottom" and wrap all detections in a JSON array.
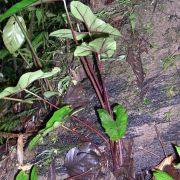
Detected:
[{"left": 80, "top": 0, "right": 180, "bottom": 174}]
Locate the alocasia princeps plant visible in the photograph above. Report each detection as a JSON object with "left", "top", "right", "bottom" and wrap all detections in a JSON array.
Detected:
[{"left": 50, "top": 0, "right": 128, "bottom": 171}]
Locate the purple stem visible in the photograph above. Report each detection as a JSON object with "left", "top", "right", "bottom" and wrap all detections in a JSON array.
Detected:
[
  {"left": 72, "top": 116, "right": 110, "bottom": 148},
  {"left": 63, "top": 2, "right": 105, "bottom": 108},
  {"left": 95, "top": 53, "right": 119, "bottom": 170},
  {"left": 63, "top": 0, "right": 119, "bottom": 171},
  {"left": 118, "top": 140, "right": 123, "bottom": 167}
]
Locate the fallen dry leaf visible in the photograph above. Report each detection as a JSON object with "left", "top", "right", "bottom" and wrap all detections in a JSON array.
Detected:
[
  {"left": 126, "top": 33, "right": 147, "bottom": 89},
  {"left": 18, "top": 163, "right": 32, "bottom": 171},
  {"left": 65, "top": 142, "right": 101, "bottom": 178},
  {"left": 154, "top": 155, "right": 174, "bottom": 171},
  {"left": 63, "top": 83, "right": 90, "bottom": 109},
  {"left": 17, "top": 134, "right": 24, "bottom": 165}
]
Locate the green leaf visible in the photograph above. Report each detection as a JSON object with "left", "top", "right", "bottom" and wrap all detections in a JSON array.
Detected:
[
  {"left": 28, "top": 134, "right": 42, "bottom": 151},
  {"left": 0, "top": 0, "right": 39, "bottom": 22},
  {"left": 70, "top": 1, "right": 120, "bottom": 37},
  {"left": 0, "top": 67, "right": 60, "bottom": 99},
  {"left": 175, "top": 146, "right": 180, "bottom": 157},
  {"left": 28, "top": 105, "right": 72, "bottom": 150},
  {"left": 113, "top": 105, "right": 128, "bottom": 138},
  {"left": 97, "top": 104, "right": 128, "bottom": 141},
  {"left": 74, "top": 37, "right": 116, "bottom": 58},
  {"left": 50, "top": 29, "right": 87, "bottom": 40},
  {"left": 3, "top": 16, "right": 26, "bottom": 54},
  {"left": 30, "top": 165, "right": 38, "bottom": 180},
  {"left": 43, "top": 91, "right": 59, "bottom": 98},
  {"left": 153, "top": 170, "right": 173, "bottom": 180},
  {"left": 0, "top": 49, "right": 9, "bottom": 60},
  {"left": 175, "top": 163, "right": 180, "bottom": 169},
  {"left": 163, "top": 55, "right": 178, "bottom": 70},
  {"left": 16, "top": 170, "right": 28, "bottom": 180},
  {"left": 116, "top": 55, "right": 126, "bottom": 62},
  {"left": 62, "top": 13, "right": 68, "bottom": 24},
  {"left": 45, "top": 105, "right": 72, "bottom": 129},
  {"left": 129, "top": 13, "right": 136, "bottom": 33},
  {"left": 35, "top": 9, "right": 43, "bottom": 26},
  {"left": 32, "top": 32, "right": 44, "bottom": 49},
  {"left": 97, "top": 109, "right": 119, "bottom": 141},
  {"left": 97, "top": 109, "right": 114, "bottom": 128},
  {"left": 74, "top": 42, "right": 92, "bottom": 57}
]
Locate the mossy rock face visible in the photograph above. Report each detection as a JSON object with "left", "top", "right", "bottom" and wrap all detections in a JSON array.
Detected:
[
  {"left": 107, "top": 0, "right": 180, "bottom": 174},
  {"left": 75, "top": 0, "right": 180, "bottom": 175}
]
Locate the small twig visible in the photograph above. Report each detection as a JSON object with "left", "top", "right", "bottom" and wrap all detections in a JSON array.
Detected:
[
  {"left": 0, "top": 133, "right": 20, "bottom": 137},
  {"left": 153, "top": 122, "right": 167, "bottom": 157},
  {"left": 24, "top": 89, "right": 59, "bottom": 109},
  {"left": 85, "top": 56, "right": 103, "bottom": 95},
  {"left": 65, "top": 168, "right": 94, "bottom": 180},
  {"left": 151, "top": 0, "right": 158, "bottom": 13},
  {"left": 95, "top": 54, "right": 112, "bottom": 116},
  {"left": 138, "top": 146, "right": 160, "bottom": 158},
  {"left": 63, "top": 0, "right": 105, "bottom": 108},
  {"left": 0, "top": 132, "right": 33, "bottom": 137},
  {"left": 30, "top": 0, "right": 60, "bottom": 7},
  {"left": 1, "top": 97, "right": 33, "bottom": 103},
  {"left": 61, "top": 124, "right": 90, "bottom": 141},
  {"left": 13, "top": 15, "right": 42, "bottom": 68},
  {"left": 118, "top": 140, "right": 123, "bottom": 167},
  {"left": 18, "top": 50, "right": 31, "bottom": 68},
  {"left": 62, "top": 124, "right": 82, "bottom": 136},
  {"left": 62, "top": 125, "right": 90, "bottom": 142},
  {"left": 72, "top": 116, "right": 110, "bottom": 148}
]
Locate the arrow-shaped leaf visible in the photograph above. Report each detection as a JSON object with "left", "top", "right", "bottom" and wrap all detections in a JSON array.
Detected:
[
  {"left": 74, "top": 37, "right": 116, "bottom": 58},
  {"left": 0, "top": 67, "right": 60, "bottom": 99},
  {"left": 16, "top": 170, "right": 28, "bottom": 180},
  {"left": 113, "top": 104, "right": 128, "bottom": 138},
  {"left": 74, "top": 42, "right": 93, "bottom": 57},
  {"left": 28, "top": 105, "right": 72, "bottom": 150},
  {"left": 153, "top": 170, "right": 173, "bottom": 180},
  {"left": 97, "top": 104, "right": 128, "bottom": 141},
  {"left": 3, "top": 16, "right": 26, "bottom": 54},
  {"left": 70, "top": 1, "right": 120, "bottom": 37},
  {"left": 50, "top": 29, "right": 88, "bottom": 40}
]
